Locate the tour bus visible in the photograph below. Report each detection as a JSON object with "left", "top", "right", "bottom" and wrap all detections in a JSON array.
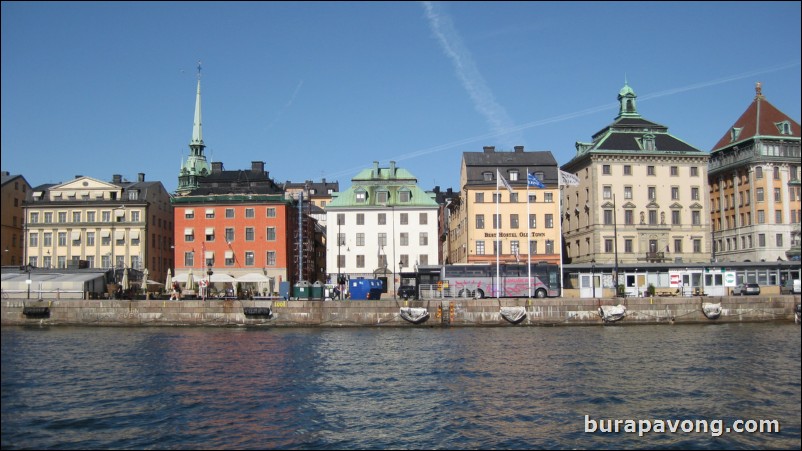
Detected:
[{"left": 406, "top": 262, "right": 561, "bottom": 299}]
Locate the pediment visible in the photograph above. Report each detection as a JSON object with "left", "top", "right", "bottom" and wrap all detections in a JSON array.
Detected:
[
  {"left": 601, "top": 201, "right": 615, "bottom": 209},
  {"left": 621, "top": 201, "right": 637, "bottom": 209},
  {"left": 645, "top": 201, "right": 660, "bottom": 209},
  {"left": 689, "top": 202, "right": 704, "bottom": 210},
  {"left": 669, "top": 202, "right": 683, "bottom": 209},
  {"left": 52, "top": 176, "right": 118, "bottom": 191}
]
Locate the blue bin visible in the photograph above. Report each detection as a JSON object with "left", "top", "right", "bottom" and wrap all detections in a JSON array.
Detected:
[{"left": 349, "top": 278, "right": 384, "bottom": 300}]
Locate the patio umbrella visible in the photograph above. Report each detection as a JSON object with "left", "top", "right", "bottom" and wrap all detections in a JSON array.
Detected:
[
  {"left": 186, "top": 268, "right": 194, "bottom": 292},
  {"left": 121, "top": 268, "right": 129, "bottom": 291},
  {"left": 165, "top": 268, "right": 173, "bottom": 292},
  {"left": 142, "top": 268, "right": 149, "bottom": 295}
]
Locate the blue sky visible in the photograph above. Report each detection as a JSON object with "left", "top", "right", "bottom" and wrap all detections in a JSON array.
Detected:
[{"left": 2, "top": 2, "right": 800, "bottom": 194}]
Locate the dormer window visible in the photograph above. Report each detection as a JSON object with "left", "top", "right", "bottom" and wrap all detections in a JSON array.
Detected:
[
  {"left": 730, "top": 127, "right": 742, "bottom": 142},
  {"left": 483, "top": 172, "right": 493, "bottom": 182},
  {"left": 509, "top": 170, "right": 519, "bottom": 181},
  {"left": 398, "top": 188, "right": 411, "bottom": 202},
  {"left": 775, "top": 121, "right": 792, "bottom": 135},
  {"left": 355, "top": 189, "right": 367, "bottom": 203},
  {"left": 376, "top": 190, "right": 389, "bottom": 204},
  {"left": 639, "top": 134, "right": 656, "bottom": 151}
]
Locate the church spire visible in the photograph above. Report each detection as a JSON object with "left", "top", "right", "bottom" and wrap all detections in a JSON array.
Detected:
[{"left": 176, "top": 61, "right": 211, "bottom": 195}]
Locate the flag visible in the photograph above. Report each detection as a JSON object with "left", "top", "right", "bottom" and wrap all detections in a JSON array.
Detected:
[
  {"left": 527, "top": 172, "right": 545, "bottom": 188},
  {"left": 497, "top": 169, "right": 514, "bottom": 194},
  {"left": 559, "top": 170, "right": 580, "bottom": 186}
]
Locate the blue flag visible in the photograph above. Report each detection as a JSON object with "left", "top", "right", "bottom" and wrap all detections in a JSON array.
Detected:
[{"left": 527, "top": 172, "right": 545, "bottom": 188}]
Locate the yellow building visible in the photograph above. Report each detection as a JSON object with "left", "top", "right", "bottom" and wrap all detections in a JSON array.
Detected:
[
  {"left": 447, "top": 146, "right": 561, "bottom": 266},
  {"left": 24, "top": 173, "right": 174, "bottom": 283}
]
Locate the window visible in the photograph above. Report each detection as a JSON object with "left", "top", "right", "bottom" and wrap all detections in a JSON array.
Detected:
[
  {"left": 625, "top": 239, "right": 633, "bottom": 253},
  {"left": 245, "top": 251, "right": 255, "bottom": 266},
  {"left": 205, "top": 228, "right": 215, "bottom": 242},
  {"left": 339, "top": 255, "right": 347, "bottom": 269},
  {"left": 649, "top": 210, "right": 657, "bottom": 225},
  {"left": 72, "top": 211, "right": 81, "bottom": 223},
  {"left": 131, "top": 211, "right": 139, "bottom": 222},
  {"left": 624, "top": 186, "right": 632, "bottom": 199},
  {"left": 545, "top": 214, "right": 553, "bottom": 228},
  {"left": 356, "top": 213, "right": 364, "bottom": 225},
  {"left": 493, "top": 241, "right": 500, "bottom": 256},
  {"left": 245, "top": 227, "right": 254, "bottom": 241},
  {"left": 476, "top": 214, "right": 484, "bottom": 229},
  {"left": 399, "top": 191, "right": 410, "bottom": 202},
  {"left": 205, "top": 209, "right": 215, "bottom": 219},
  {"left": 58, "top": 212, "right": 67, "bottom": 223},
  {"left": 774, "top": 188, "right": 781, "bottom": 202},
  {"left": 603, "top": 165, "right": 611, "bottom": 175},
  {"left": 45, "top": 212, "right": 54, "bottom": 223},
  {"left": 510, "top": 214, "right": 519, "bottom": 229},
  {"left": 184, "top": 252, "right": 194, "bottom": 267},
  {"left": 544, "top": 192, "right": 553, "bottom": 203},
  {"left": 245, "top": 208, "right": 255, "bottom": 218},
  {"left": 603, "top": 185, "right": 612, "bottom": 199},
  {"left": 529, "top": 240, "right": 538, "bottom": 254},
  {"left": 774, "top": 166, "right": 780, "bottom": 180},
  {"left": 266, "top": 227, "right": 276, "bottom": 241},
  {"left": 376, "top": 191, "right": 388, "bottom": 203},
  {"left": 605, "top": 239, "right": 613, "bottom": 253},
  {"left": 185, "top": 228, "right": 194, "bottom": 242},
  {"left": 757, "top": 210, "right": 765, "bottom": 224},
  {"left": 378, "top": 213, "right": 386, "bottom": 225},
  {"left": 87, "top": 232, "right": 95, "bottom": 246},
  {"left": 775, "top": 210, "right": 782, "bottom": 224},
  {"left": 337, "top": 213, "right": 345, "bottom": 226},
  {"left": 266, "top": 251, "right": 277, "bottom": 266},
  {"left": 756, "top": 167, "right": 763, "bottom": 179},
  {"left": 400, "top": 213, "right": 408, "bottom": 225},
  {"left": 226, "top": 208, "right": 235, "bottom": 219},
  {"left": 483, "top": 172, "right": 493, "bottom": 181},
  {"left": 625, "top": 210, "right": 634, "bottom": 225},
  {"left": 647, "top": 166, "right": 656, "bottom": 176},
  {"left": 30, "top": 212, "right": 39, "bottom": 223},
  {"left": 356, "top": 233, "right": 365, "bottom": 246},
  {"left": 672, "top": 210, "right": 681, "bottom": 225},
  {"left": 623, "top": 165, "right": 632, "bottom": 175},
  {"left": 693, "top": 239, "right": 701, "bottom": 253},
  {"left": 475, "top": 192, "right": 484, "bottom": 203},
  {"left": 691, "top": 187, "right": 700, "bottom": 200},
  {"left": 529, "top": 214, "right": 536, "bottom": 228},
  {"left": 545, "top": 240, "right": 554, "bottom": 254},
  {"left": 58, "top": 232, "right": 67, "bottom": 247},
  {"left": 476, "top": 241, "right": 485, "bottom": 255},
  {"left": 692, "top": 211, "right": 701, "bottom": 226},
  {"left": 29, "top": 232, "right": 38, "bottom": 247},
  {"left": 356, "top": 191, "right": 366, "bottom": 203},
  {"left": 267, "top": 208, "right": 276, "bottom": 218},
  {"left": 419, "top": 232, "right": 428, "bottom": 246},
  {"left": 356, "top": 255, "right": 364, "bottom": 268},
  {"left": 511, "top": 240, "right": 520, "bottom": 256},
  {"left": 756, "top": 188, "right": 764, "bottom": 202},
  {"left": 185, "top": 209, "right": 194, "bottom": 219},
  {"left": 378, "top": 233, "right": 387, "bottom": 247},
  {"left": 510, "top": 192, "right": 519, "bottom": 203},
  {"left": 604, "top": 210, "right": 613, "bottom": 225},
  {"left": 225, "top": 228, "right": 234, "bottom": 242},
  {"left": 690, "top": 167, "right": 699, "bottom": 177},
  {"left": 400, "top": 233, "right": 409, "bottom": 246},
  {"left": 670, "top": 166, "right": 678, "bottom": 176},
  {"left": 671, "top": 187, "right": 679, "bottom": 200},
  {"left": 776, "top": 234, "right": 783, "bottom": 247},
  {"left": 758, "top": 234, "right": 766, "bottom": 247},
  {"left": 648, "top": 187, "right": 656, "bottom": 200},
  {"left": 419, "top": 213, "right": 428, "bottom": 225},
  {"left": 493, "top": 214, "right": 502, "bottom": 229}
]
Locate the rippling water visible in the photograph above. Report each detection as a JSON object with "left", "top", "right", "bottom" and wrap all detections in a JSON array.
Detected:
[{"left": 2, "top": 324, "right": 800, "bottom": 450}]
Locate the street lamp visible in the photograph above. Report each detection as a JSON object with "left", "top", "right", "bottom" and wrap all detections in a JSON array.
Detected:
[
  {"left": 205, "top": 265, "right": 214, "bottom": 302},
  {"left": 591, "top": 258, "right": 596, "bottom": 299},
  {"left": 25, "top": 264, "right": 32, "bottom": 299}
]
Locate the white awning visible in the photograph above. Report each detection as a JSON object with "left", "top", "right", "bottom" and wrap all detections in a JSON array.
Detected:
[
  {"left": 205, "top": 208, "right": 215, "bottom": 215},
  {"left": 130, "top": 230, "right": 140, "bottom": 239},
  {"left": 184, "top": 208, "right": 194, "bottom": 215},
  {"left": 225, "top": 250, "right": 234, "bottom": 259},
  {"left": 205, "top": 227, "right": 215, "bottom": 235},
  {"left": 81, "top": 190, "right": 90, "bottom": 196},
  {"left": 205, "top": 251, "right": 214, "bottom": 259},
  {"left": 71, "top": 231, "right": 81, "bottom": 240},
  {"left": 65, "top": 191, "right": 76, "bottom": 197},
  {"left": 114, "top": 209, "right": 126, "bottom": 217},
  {"left": 184, "top": 228, "right": 194, "bottom": 235},
  {"left": 101, "top": 230, "right": 111, "bottom": 238},
  {"left": 114, "top": 230, "right": 125, "bottom": 240}
]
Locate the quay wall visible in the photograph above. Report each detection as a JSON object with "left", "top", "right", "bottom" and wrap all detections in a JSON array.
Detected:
[{"left": 2, "top": 295, "right": 799, "bottom": 327}]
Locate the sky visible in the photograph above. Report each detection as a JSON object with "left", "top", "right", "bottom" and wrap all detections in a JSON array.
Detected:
[{"left": 2, "top": 2, "right": 800, "bottom": 194}]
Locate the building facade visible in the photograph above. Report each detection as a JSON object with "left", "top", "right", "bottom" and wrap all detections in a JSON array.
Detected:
[
  {"left": 326, "top": 161, "right": 440, "bottom": 296},
  {"left": 708, "top": 82, "right": 801, "bottom": 262},
  {"left": 561, "top": 83, "right": 712, "bottom": 266},
  {"left": 23, "top": 173, "right": 173, "bottom": 282},
  {"left": 447, "top": 146, "right": 562, "bottom": 266},
  {"left": 1, "top": 172, "right": 32, "bottom": 267}
]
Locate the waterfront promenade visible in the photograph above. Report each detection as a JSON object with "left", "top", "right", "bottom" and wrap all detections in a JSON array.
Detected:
[{"left": 2, "top": 294, "right": 799, "bottom": 327}]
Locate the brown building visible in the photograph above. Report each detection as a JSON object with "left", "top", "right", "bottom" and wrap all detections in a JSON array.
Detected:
[{"left": 1, "top": 171, "right": 32, "bottom": 266}]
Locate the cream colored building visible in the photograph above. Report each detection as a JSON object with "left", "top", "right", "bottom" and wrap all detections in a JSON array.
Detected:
[
  {"left": 561, "top": 83, "right": 711, "bottom": 265},
  {"left": 24, "top": 173, "right": 174, "bottom": 282},
  {"left": 447, "top": 146, "right": 561, "bottom": 266}
]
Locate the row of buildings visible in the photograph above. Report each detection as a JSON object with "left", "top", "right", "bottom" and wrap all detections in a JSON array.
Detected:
[{"left": 2, "top": 76, "right": 800, "bottom": 296}]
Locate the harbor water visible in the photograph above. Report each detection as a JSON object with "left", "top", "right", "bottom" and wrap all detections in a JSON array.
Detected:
[{"left": 2, "top": 323, "right": 800, "bottom": 449}]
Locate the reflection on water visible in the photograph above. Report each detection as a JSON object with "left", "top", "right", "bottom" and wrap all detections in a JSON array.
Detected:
[{"left": 2, "top": 324, "right": 800, "bottom": 449}]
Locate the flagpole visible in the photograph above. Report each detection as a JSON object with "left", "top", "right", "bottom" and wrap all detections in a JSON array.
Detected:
[
  {"left": 526, "top": 168, "right": 532, "bottom": 298},
  {"left": 493, "top": 168, "right": 501, "bottom": 299}
]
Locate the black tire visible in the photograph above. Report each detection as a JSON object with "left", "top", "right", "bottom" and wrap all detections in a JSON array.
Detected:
[
  {"left": 535, "top": 288, "right": 547, "bottom": 298},
  {"left": 474, "top": 289, "right": 485, "bottom": 299}
]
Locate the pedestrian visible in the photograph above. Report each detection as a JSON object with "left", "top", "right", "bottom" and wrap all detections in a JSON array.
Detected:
[
  {"left": 170, "top": 281, "right": 181, "bottom": 300},
  {"left": 333, "top": 285, "right": 340, "bottom": 300}
]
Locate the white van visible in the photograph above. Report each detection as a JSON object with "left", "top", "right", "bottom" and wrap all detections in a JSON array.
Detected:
[{"left": 781, "top": 279, "right": 801, "bottom": 295}]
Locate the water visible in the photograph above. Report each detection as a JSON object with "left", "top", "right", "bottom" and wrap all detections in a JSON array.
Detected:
[{"left": 2, "top": 324, "right": 800, "bottom": 450}]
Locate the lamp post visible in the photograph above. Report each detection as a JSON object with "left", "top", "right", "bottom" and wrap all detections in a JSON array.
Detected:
[
  {"left": 205, "top": 265, "right": 214, "bottom": 302},
  {"left": 25, "top": 264, "right": 32, "bottom": 299},
  {"left": 337, "top": 220, "right": 342, "bottom": 296},
  {"left": 591, "top": 258, "right": 596, "bottom": 299}
]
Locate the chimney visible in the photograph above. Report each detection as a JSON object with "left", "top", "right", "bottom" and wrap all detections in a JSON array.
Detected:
[
  {"left": 251, "top": 161, "right": 265, "bottom": 173},
  {"left": 138, "top": 173, "right": 145, "bottom": 182},
  {"left": 75, "top": 175, "right": 83, "bottom": 179},
  {"left": 112, "top": 174, "right": 122, "bottom": 184},
  {"left": 390, "top": 161, "right": 396, "bottom": 177},
  {"left": 514, "top": 146, "right": 524, "bottom": 153},
  {"left": 483, "top": 146, "right": 495, "bottom": 153},
  {"left": 373, "top": 161, "right": 379, "bottom": 178},
  {"left": 211, "top": 162, "right": 224, "bottom": 173}
]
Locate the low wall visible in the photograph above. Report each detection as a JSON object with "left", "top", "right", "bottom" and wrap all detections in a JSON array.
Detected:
[{"left": 2, "top": 295, "right": 799, "bottom": 327}]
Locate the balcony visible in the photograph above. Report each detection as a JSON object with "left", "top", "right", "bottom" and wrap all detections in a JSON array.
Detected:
[{"left": 644, "top": 252, "right": 667, "bottom": 263}]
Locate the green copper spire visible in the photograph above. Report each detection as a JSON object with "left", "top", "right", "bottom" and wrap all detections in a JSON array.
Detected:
[
  {"left": 617, "top": 81, "right": 639, "bottom": 118},
  {"left": 176, "top": 61, "right": 211, "bottom": 195}
]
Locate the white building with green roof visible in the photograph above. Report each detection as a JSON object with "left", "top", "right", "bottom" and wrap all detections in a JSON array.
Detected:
[{"left": 326, "top": 161, "right": 439, "bottom": 297}]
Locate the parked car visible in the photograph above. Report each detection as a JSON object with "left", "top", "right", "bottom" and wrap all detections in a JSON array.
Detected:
[
  {"left": 732, "top": 283, "right": 760, "bottom": 296},
  {"left": 780, "top": 279, "right": 801, "bottom": 295}
]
